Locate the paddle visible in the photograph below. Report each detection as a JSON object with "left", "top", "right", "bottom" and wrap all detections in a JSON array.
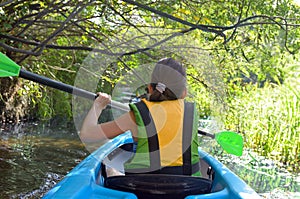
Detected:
[
  {"left": 0, "top": 52, "right": 243, "bottom": 156},
  {"left": 0, "top": 52, "right": 129, "bottom": 112},
  {"left": 198, "top": 130, "right": 243, "bottom": 156}
]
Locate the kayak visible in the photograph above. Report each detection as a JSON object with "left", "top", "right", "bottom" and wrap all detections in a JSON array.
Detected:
[{"left": 43, "top": 131, "right": 262, "bottom": 199}]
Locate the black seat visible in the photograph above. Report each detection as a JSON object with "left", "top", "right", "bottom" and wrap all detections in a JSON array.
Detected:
[{"left": 104, "top": 174, "right": 212, "bottom": 199}]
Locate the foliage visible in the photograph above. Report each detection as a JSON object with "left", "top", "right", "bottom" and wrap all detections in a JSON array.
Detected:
[
  {"left": 0, "top": 0, "right": 299, "bottom": 169},
  {"left": 224, "top": 64, "right": 300, "bottom": 171}
]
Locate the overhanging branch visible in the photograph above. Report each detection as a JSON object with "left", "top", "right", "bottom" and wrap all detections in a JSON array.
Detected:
[
  {"left": 0, "top": 28, "right": 195, "bottom": 56},
  {"left": 122, "top": 0, "right": 227, "bottom": 41}
]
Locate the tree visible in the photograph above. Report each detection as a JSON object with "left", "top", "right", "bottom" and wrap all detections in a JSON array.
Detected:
[{"left": 0, "top": 0, "right": 299, "bottom": 120}]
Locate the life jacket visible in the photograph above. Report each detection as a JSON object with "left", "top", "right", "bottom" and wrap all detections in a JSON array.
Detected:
[{"left": 124, "top": 98, "right": 200, "bottom": 176}]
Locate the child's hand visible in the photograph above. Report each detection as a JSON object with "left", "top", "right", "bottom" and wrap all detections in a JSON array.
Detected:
[{"left": 94, "top": 92, "right": 111, "bottom": 110}]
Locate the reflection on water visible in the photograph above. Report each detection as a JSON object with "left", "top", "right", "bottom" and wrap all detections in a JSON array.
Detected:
[
  {"left": 218, "top": 152, "right": 300, "bottom": 198},
  {"left": 200, "top": 137, "right": 300, "bottom": 198},
  {"left": 0, "top": 122, "right": 299, "bottom": 199},
  {"left": 0, "top": 122, "right": 88, "bottom": 199}
]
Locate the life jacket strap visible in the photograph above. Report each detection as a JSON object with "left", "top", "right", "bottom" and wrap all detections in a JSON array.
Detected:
[
  {"left": 134, "top": 101, "right": 161, "bottom": 171},
  {"left": 182, "top": 102, "right": 195, "bottom": 175}
]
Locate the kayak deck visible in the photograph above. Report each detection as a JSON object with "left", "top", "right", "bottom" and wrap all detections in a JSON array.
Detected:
[{"left": 43, "top": 132, "right": 261, "bottom": 199}]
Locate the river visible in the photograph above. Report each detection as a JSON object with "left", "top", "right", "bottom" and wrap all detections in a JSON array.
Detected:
[{"left": 0, "top": 121, "right": 299, "bottom": 199}]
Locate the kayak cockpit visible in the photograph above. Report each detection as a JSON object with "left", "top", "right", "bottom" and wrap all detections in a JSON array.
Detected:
[
  {"left": 98, "top": 133, "right": 261, "bottom": 199},
  {"left": 42, "top": 132, "right": 262, "bottom": 199},
  {"left": 99, "top": 141, "right": 214, "bottom": 199}
]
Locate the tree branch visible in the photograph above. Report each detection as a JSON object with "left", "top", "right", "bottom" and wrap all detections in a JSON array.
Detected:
[
  {"left": 225, "top": 0, "right": 246, "bottom": 44},
  {"left": 1, "top": 0, "right": 298, "bottom": 59},
  {"left": 122, "top": 0, "right": 227, "bottom": 41},
  {"left": 0, "top": 27, "right": 194, "bottom": 57},
  {"left": 0, "top": 0, "right": 14, "bottom": 7},
  {"left": 17, "top": 1, "right": 88, "bottom": 63}
]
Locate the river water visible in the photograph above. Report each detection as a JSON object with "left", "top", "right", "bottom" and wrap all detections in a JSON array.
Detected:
[{"left": 0, "top": 121, "right": 299, "bottom": 199}]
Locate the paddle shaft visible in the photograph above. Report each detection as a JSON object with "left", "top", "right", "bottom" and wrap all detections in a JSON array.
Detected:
[
  {"left": 198, "top": 129, "right": 215, "bottom": 139},
  {"left": 19, "top": 69, "right": 218, "bottom": 138},
  {"left": 20, "top": 69, "right": 217, "bottom": 137},
  {"left": 19, "top": 69, "right": 130, "bottom": 112}
]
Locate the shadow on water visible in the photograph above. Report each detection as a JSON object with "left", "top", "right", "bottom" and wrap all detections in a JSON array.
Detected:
[{"left": 0, "top": 122, "right": 299, "bottom": 199}]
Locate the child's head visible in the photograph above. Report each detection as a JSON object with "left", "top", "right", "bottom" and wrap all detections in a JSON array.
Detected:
[{"left": 149, "top": 58, "right": 186, "bottom": 101}]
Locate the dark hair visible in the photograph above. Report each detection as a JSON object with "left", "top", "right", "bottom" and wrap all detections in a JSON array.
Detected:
[{"left": 149, "top": 58, "right": 186, "bottom": 102}]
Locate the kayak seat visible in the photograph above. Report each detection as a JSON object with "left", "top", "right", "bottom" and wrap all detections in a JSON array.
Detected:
[{"left": 104, "top": 174, "right": 212, "bottom": 199}]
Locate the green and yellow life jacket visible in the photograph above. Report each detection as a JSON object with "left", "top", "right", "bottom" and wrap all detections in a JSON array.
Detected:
[{"left": 125, "top": 99, "right": 200, "bottom": 176}]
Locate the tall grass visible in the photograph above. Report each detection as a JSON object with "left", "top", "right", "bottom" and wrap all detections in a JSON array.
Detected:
[{"left": 224, "top": 66, "right": 300, "bottom": 172}]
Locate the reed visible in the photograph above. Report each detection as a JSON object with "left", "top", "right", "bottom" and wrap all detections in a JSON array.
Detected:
[{"left": 224, "top": 66, "right": 300, "bottom": 172}]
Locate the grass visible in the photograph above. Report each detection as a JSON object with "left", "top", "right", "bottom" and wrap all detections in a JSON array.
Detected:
[{"left": 224, "top": 66, "right": 300, "bottom": 172}]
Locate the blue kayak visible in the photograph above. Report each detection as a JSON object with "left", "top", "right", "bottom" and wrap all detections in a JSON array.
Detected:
[{"left": 43, "top": 132, "right": 262, "bottom": 199}]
